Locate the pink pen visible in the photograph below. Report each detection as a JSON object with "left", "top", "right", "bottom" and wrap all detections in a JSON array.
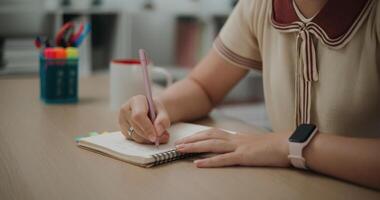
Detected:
[{"left": 139, "top": 49, "right": 159, "bottom": 148}]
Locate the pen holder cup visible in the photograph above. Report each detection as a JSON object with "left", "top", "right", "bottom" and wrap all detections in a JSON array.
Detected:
[{"left": 39, "top": 57, "right": 79, "bottom": 103}]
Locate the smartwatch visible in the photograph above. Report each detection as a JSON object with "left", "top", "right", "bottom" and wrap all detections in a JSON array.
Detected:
[{"left": 288, "top": 124, "right": 318, "bottom": 169}]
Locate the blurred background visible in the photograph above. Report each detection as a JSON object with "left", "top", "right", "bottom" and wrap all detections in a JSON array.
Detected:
[{"left": 0, "top": 0, "right": 270, "bottom": 130}]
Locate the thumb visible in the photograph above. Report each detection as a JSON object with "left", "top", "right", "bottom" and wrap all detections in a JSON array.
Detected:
[
  {"left": 154, "top": 112, "right": 170, "bottom": 137},
  {"left": 154, "top": 100, "right": 170, "bottom": 137},
  {"left": 154, "top": 101, "right": 170, "bottom": 137}
]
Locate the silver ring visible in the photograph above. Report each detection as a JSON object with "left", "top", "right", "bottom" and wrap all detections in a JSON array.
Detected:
[{"left": 127, "top": 126, "right": 135, "bottom": 138}]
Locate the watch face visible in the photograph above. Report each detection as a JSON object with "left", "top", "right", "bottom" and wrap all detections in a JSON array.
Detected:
[{"left": 289, "top": 124, "right": 316, "bottom": 143}]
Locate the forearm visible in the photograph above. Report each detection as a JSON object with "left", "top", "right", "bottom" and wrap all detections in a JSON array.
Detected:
[
  {"left": 157, "top": 77, "right": 213, "bottom": 123},
  {"left": 304, "top": 133, "right": 380, "bottom": 189},
  {"left": 157, "top": 48, "right": 248, "bottom": 123}
]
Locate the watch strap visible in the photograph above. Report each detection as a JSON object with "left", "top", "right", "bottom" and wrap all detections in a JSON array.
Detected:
[
  {"left": 288, "top": 125, "right": 318, "bottom": 169},
  {"left": 288, "top": 142, "right": 307, "bottom": 169}
]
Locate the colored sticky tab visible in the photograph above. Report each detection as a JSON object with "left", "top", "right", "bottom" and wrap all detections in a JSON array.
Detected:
[
  {"left": 75, "top": 135, "right": 86, "bottom": 142},
  {"left": 66, "top": 47, "right": 79, "bottom": 59},
  {"left": 101, "top": 132, "right": 109, "bottom": 135},
  {"left": 88, "top": 132, "right": 99, "bottom": 137},
  {"left": 75, "top": 132, "right": 100, "bottom": 142}
]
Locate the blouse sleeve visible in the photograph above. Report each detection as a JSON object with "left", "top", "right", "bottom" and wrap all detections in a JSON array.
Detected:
[{"left": 213, "top": 0, "right": 262, "bottom": 70}]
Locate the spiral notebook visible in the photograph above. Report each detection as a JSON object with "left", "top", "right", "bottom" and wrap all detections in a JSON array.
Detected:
[{"left": 77, "top": 123, "right": 231, "bottom": 167}]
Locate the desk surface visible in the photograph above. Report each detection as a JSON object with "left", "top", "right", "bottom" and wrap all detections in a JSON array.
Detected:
[{"left": 0, "top": 74, "right": 379, "bottom": 200}]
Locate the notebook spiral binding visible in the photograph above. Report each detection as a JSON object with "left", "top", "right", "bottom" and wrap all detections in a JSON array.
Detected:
[{"left": 151, "top": 148, "right": 197, "bottom": 166}]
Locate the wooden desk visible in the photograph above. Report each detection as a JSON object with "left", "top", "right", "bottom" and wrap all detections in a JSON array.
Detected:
[{"left": 0, "top": 74, "right": 379, "bottom": 200}]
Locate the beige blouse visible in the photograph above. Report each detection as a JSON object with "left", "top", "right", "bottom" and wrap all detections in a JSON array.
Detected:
[{"left": 214, "top": 0, "right": 380, "bottom": 137}]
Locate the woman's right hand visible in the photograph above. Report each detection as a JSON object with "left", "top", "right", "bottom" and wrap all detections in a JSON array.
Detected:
[{"left": 118, "top": 95, "right": 171, "bottom": 144}]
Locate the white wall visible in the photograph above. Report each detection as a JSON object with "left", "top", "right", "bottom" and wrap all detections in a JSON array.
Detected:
[
  {"left": 44, "top": 0, "right": 234, "bottom": 65},
  {"left": 124, "top": 0, "right": 233, "bottom": 65},
  {"left": 130, "top": 11, "right": 175, "bottom": 65},
  {"left": 102, "top": 0, "right": 232, "bottom": 14}
]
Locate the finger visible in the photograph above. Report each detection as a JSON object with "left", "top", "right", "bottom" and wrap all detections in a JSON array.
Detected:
[
  {"left": 129, "top": 121, "right": 154, "bottom": 144},
  {"left": 174, "top": 129, "right": 230, "bottom": 145},
  {"left": 120, "top": 120, "right": 151, "bottom": 144},
  {"left": 131, "top": 130, "right": 152, "bottom": 144},
  {"left": 176, "top": 139, "right": 235, "bottom": 153},
  {"left": 131, "top": 126, "right": 168, "bottom": 144},
  {"left": 158, "top": 131, "right": 170, "bottom": 144},
  {"left": 176, "top": 139, "right": 233, "bottom": 153},
  {"left": 194, "top": 152, "right": 238, "bottom": 168},
  {"left": 119, "top": 101, "right": 132, "bottom": 138},
  {"left": 129, "top": 96, "right": 157, "bottom": 142},
  {"left": 153, "top": 101, "right": 170, "bottom": 137},
  {"left": 119, "top": 109, "right": 132, "bottom": 139}
]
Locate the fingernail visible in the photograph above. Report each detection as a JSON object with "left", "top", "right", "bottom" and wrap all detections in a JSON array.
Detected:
[
  {"left": 175, "top": 144, "right": 185, "bottom": 150},
  {"left": 156, "top": 124, "right": 164, "bottom": 136},
  {"left": 149, "top": 135, "right": 156, "bottom": 142},
  {"left": 193, "top": 160, "right": 202, "bottom": 166},
  {"left": 194, "top": 160, "right": 204, "bottom": 167}
]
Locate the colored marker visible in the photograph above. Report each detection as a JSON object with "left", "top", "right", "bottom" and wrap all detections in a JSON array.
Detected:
[
  {"left": 74, "top": 23, "right": 91, "bottom": 47},
  {"left": 44, "top": 48, "right": 56, "bottom": 59},
  {"left": 65, "top": 47, "right": 79, "bottom": 59},
  {"left": 54, "top": 47, "right": 66, "bottom": 59}
]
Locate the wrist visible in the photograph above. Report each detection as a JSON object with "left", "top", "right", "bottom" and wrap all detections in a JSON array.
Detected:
[
  {"left": 287, "top": 124, "right": 318, "bottom": 169},
  {"left": 156, "top": 96, "right": 176, "bottom": 123},
  {"left": 302, "top": 131, "right": 321, "bottom": 170},
  {"left": 275, "top": 131, "right": 292, "bottom": 167}
]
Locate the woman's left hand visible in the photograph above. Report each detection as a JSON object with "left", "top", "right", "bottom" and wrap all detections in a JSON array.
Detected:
[{"left": 175, "top": 128, "right": 292, "bottom": 168}]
